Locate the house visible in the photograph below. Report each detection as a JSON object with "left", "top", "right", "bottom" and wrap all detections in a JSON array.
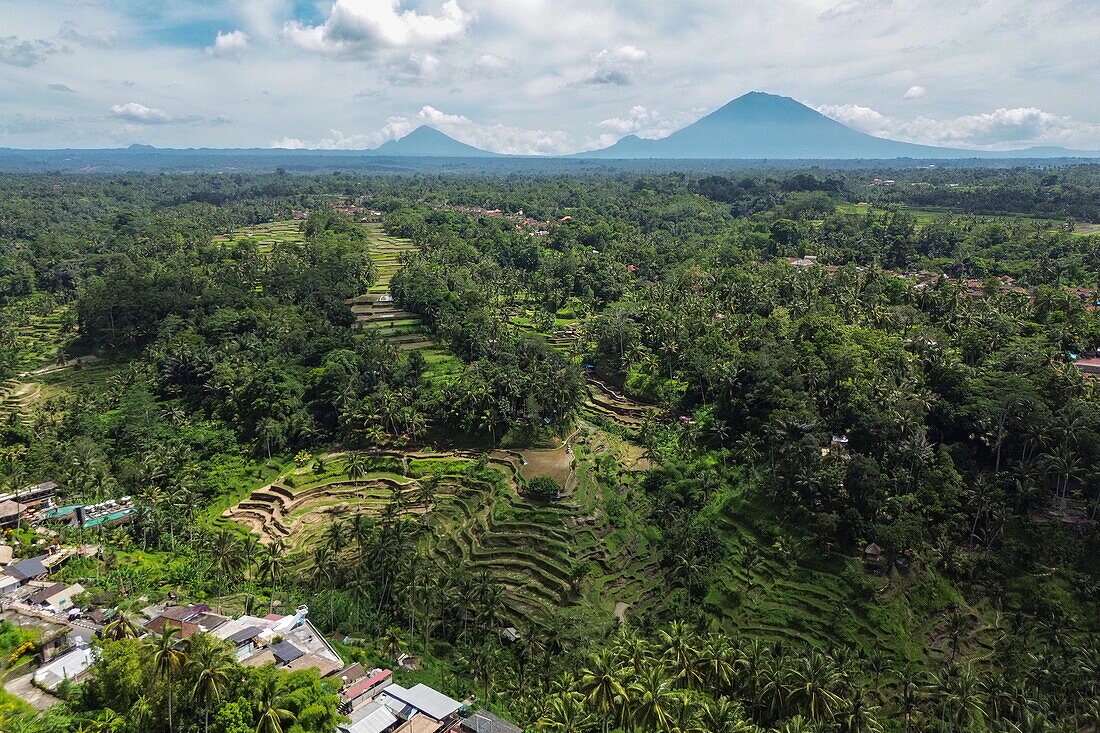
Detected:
[
  {"left": 211, "top": 606, "right": 342, "bottom": 676},
  {"left": 0, "top": 501, "right": 23, "bottom": 528},
  {"left": 145, "top": 604, "right": 227, "bottom": 639},
  {"left": 378, "top": 683, "right": 462, "bottom": 731},
  {"left": 33, "top": 640, "right": 95, "bottom": 691},
  {"left": 3, "top": 555, "right": 49, "bottom": 585},
  {"left": 329, "top": 662, "right": 366, "bottom": 687},
  {"left": 342, "top": 668, "right": 393, "bottom": 709},
  {"left": 337, "top": 700, "right": 400, "bottom": 733},
  {"left": 460, "top": 710, "right": 522, "bottom": 733},
  {"left": 863, "top": 543, "right": 886, "bottom": 570},
  {"left": 28, "top": 582, "right": 85, "bottom": 613},
  {"left": 1073, "top": 357, "right": 1100, "bottom": 375},
  {"left": 0, "top": 544, "right": 13, "bottom": 566}
]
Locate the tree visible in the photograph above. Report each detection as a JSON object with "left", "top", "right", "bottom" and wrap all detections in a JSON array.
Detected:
[
  {"left": 149, "top": 626, "right": 187, "bottom": 733},
  {"left": 187, "top": 634, "right": 234, "bottom": 733},
  {"left": 253, "top": 674, "right": 296, "bottom": 733},
  {"left": 578, "top": 650, "right": 626, "bottom": 733}
]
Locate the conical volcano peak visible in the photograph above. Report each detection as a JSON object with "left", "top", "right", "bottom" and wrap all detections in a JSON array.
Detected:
[
  {"left": 708, "top": 91, "right": 825, "bottom": 123},
  {"left": 371, "top": 125, "right": 498, "bottom": 157}
]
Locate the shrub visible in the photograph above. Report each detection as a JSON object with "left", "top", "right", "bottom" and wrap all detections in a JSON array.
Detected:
[{"left": 524, "top": 475, "right": 562, "bottom": 500}]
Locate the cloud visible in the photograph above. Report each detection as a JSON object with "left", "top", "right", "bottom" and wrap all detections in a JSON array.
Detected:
[
  {"left": 902, "top": 85, "right": 926, "bottom": 99},
  {"left": 817, "top": 103, "right": 1100, "bottom": 149},
  {"left": 58, "top": 22, "right": 117, "bottom": 49},
  {"left": 47, "top": 83, "right": 76, "bottom": 93},
  {"left": 207, "top": 30, "right": 250, "bottom": 58},
  {"left": 412, "top": 105, "right": 569, "bottom": 154},
  {"left": 598, "top": 105, "right": 665, "bottom": 135},
  {"left": 109, "top": 102, "right": 202, "bottom": 126},
  {"left": 0, "top": 36, "right": 64, "bottom": 67},
  {"left": 472, "top": 53, "right": 512, "bottom": 76},
  {"left": 575, "top": 44, "right": 650, "bottom": 86},
  {"left": 820, "top": 0, "right": 893, "bottom": 20},
  {"left": 272, "top": 105, "right": 570, "bottom": 154},
  {"left": 283, "top": 0, "right": 469, "bottom": 56}
]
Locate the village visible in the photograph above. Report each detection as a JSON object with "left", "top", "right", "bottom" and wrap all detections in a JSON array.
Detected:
[{"left": 0, "top": 480, "right": 519, "bottom": 732}]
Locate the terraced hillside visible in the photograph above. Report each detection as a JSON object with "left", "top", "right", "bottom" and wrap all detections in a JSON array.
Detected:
[
  {"left": 211, "top": 220, "right": 303, "bottom": 252},
  {"left": 0, "top": 304, "right": 102, "bottom": 426},
  {"left": 211, "top": 218, "right": 448, "bottom": 361},
  {"left": 583, "top": 375, "right": 660, "bottom": 431},
  {"left": 223, "top": 434, "right": 662, "bottom": 625},
  {"left": 346, "top": 224, "right": 437, "bottom": 354}
]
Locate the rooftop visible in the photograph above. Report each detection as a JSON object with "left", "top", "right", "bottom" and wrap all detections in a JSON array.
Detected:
[{"left": 381, "top": 683, "right": 461, "bottom": 722}]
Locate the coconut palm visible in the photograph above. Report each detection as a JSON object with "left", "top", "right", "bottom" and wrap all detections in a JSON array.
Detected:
[
  {"left": 102, "top": 612, "right": 141, "bottom": 641},
  {"left": 536, "top": 692, "right": 592, "bottom": 732},
  {"left": 790, "top": 651, "right": 844, "bottom": 722},
  {"left": 578, "top": 649, "right": 626, "bottom": 733},
  {"left": 149, "top": 626, "right": 187, "bottom": 733},
  {"left": 627, "top": 664, "right": 678, "bottom": 731},
  {"left": 187, "top": 634, "right": 234, "bottom": 733},
  {"left": 254, "top": 674, "right": 297, "bottom": 733}
]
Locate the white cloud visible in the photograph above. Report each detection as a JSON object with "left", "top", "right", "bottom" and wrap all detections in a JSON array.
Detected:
[
  {"left": 47, "top": 83, "right": 76, "bottom": 93},
  {"left": 283, "top": 0, "right": 469, "bottom": 56},
  {"left": 818, "top": 103, "right": 1100, "bottom": 149},
  {"left": 902, "top": 85, "right": 926, "bottom": 99},
  {"left": 271, "top": 105, "right": 569, "bottom": 154},
  {"left": 412, "top": 104, "right": 569, "bottom": 154},
  {"left": 473, "top": 53, "right": 512, "bottom": 76},
  {"left": 575, "top": 44, "right": 650, "bottom": 86},
  {"left": 207, "top": 30, "right": 250, "bottom": 58},
  {"left": 109, "top": 102, "right": 199, "bottom": 125}
]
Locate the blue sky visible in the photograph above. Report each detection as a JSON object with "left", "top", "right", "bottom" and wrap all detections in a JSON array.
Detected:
[{"left": 2, "top": 0, "right": 1098, "bottom": 153}]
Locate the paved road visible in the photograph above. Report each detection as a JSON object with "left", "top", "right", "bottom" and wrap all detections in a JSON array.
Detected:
[{"left": 3, "top": 672, "right": 60, "bottom": 711}]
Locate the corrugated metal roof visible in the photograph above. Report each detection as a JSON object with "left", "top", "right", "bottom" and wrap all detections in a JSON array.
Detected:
[{"left": 382, "top": 683, "right": 461, "bottom": 721}]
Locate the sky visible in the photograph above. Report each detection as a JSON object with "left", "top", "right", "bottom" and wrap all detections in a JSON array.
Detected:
[{"left": 1, "top": 0, "right": 1099, "bottom": 154}]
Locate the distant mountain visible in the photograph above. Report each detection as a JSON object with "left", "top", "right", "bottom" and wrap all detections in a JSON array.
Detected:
[
  {"left": 579, "top": 92, "right": 979, "bottom": 159},
  {"left": 370, "top": 125, "right": 498, "bottom": 157}
]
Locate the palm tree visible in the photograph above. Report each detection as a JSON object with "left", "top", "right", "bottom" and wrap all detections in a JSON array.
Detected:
[
  {"left": 536, "top": 692, "right": 592, "bottom": 732},
  {"left": 149, "top": 626, "right": 187, "bottom": 733},
  {"left": 628, "top": 664, "right": 678, "bottom": 731},
  {"left": 701, "top": 696, "right": 760, "bottom": 732},
  {"left": 344, "top": 452, "right": 370, "bottom": 482},
  {"left": 578, "top": 650, "right": 626, "bottom": 733},
  {"left": 102, "top": 612, "right": 141, "bottom": 641},
  {"left": 658, "top": 621, "right": 700, "bottom": 689},
  {"left": 790, "top": 651, "right": 844, "bottom": 722},
  {"left": 254, "top": 674, "right": 296, "bottom": 733},
  {"left": 187, "top": 634, "right": 234, "bottom": 733}
]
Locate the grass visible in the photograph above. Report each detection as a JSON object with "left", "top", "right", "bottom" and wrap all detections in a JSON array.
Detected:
[{"left": 834, "top": 202, "right": 1096, "bottom": 234}]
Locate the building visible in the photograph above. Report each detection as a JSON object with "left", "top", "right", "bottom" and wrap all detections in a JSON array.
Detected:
[
  {"left": 3, "top": 555, "right": 49, "bottom": 586},
  {"left": 1073, "top": 357, "right": 1100, "bottom": 375},
  {"left": 27, "top": 582, "right": 85, "bottom": 613},
  {"left": 378, "top": 683, "right": 462, "bottom": 732},
  {"left": 32, "top": 638, "right": 95, "bottom": 691},
  {"left": 210, "top": 606, "right": 343, "bottom": 677}
]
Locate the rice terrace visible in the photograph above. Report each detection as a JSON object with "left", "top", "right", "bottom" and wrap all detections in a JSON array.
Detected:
[{"left": 1, "top": 13, "right": 1099, "bottom": 724}]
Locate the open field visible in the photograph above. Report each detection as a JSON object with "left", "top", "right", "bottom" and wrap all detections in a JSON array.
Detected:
[{"left": 834, "top": 202, "right": 1098, "bottom": 234}]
